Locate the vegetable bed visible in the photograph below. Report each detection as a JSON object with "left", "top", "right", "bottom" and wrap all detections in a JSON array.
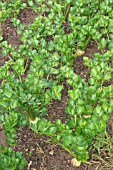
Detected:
[{"left": 0, "top": 0, "right": 113, "bottom": 170}]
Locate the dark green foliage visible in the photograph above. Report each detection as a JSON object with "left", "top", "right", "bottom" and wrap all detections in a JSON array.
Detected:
[{"left": 0, "top": 146, "right": 26, "bottom": 170}]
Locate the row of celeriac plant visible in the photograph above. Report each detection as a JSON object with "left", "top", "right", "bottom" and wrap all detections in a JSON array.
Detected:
[{"left": 0, "top": 0, "right": 113, "bottom": 169}]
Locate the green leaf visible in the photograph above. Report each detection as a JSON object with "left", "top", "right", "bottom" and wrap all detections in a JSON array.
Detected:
[
  {"left": 11, "top": 18, "right": 20, "bottom": 26},
  {"left": 28, "top": 0, "right": 34, "bottom": 6},
  {"left": 68, "top": 89, "right": 81, "bottom": 100},
  {"left": 88, "top": 78, "right": 95, "bottom": 85},
  {"left": 52, "top": 85, "right": 64, "bottom": 100},
  {"left": 0, "top": 100, "right": 7, "bottom": 109},
  {"left": 37, "top": 119, "right": 47, "bottom": 132},
  {"left": 102, "top": 103, "right": 108, "bottom": 112},
  {"left": 100, "top": 38, "right": 107, "bottom": 48},
  {"left": 48, "top": 126, "right": 57, "bottom": 135},
  {"left": 102, "top": 114, "right": 110, "bottom": 121},
  {"left": 108, "top": 41, "right": 113, "bottom": 51},
  {"left": 0, "top": 35, "right": 3, "bottom": 41},
  {"left": 66, "top": 106, "right": 75, "bottom": 116},
  {"left": 56, "top": 119, "right": 61, "bottom": 125},
  {"left": 62, "top": 135, "right": 73, "bottom": 147},
  {"left": 67, "top": 118, "right": 76, "bottom": 128},
  {"left": 91, "top": 68, "right": 97, "bottom": 77},
  {"left": 76, "top": 105, "right": 85, "bottom": 115}
]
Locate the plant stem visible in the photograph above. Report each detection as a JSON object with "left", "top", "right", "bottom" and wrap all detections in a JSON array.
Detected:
[
  {"left": 56, "top": 141, "right": 77, "bottom": 158},
  {"left": 98, "top": 0, "right": 101, "bottom": 10},
  {"left": 64, "top": 4, "right": 71, "bottom": 22},
  {"left": 28, "top": 106, "right": 36, "bottom": 121},
  {"left": 30, "top": 126, "right": 78, "bottom": 158},
  {"left": 83, "top": 36, "right": 91, "bottom": 51},
  {"left": 24, "top": 58, "right": 28, "bottom": 72},
  {"left": 95, "top": 40, "right": 104, "bottom": 54}
]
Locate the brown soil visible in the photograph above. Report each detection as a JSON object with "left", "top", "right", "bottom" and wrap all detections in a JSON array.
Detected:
[
  {"left": 0, "top": 123, "right": 7, "bottom": 147},
  {"left": 0, "top": 7, "right": 113, "bottom": 170}
]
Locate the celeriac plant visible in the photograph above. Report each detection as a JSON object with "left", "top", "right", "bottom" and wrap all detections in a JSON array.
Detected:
[{"left": 0, "top": 39, "right": 63, "bottom": 145}]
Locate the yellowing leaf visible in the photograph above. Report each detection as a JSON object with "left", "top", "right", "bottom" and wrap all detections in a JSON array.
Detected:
[{"left": 76, "top": 49, "right": 85, "bottom": 56}]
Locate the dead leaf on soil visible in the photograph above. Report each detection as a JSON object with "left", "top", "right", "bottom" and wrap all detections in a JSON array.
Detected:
[
  {"left": 71, "top": 158, "right": 81, "bottom": 167},
  {"left": 27, "top": 160, "right": 32, "bottom": 170},
  {"left": 76, "top": 49, "right": 85, "bottom": 56},
  {"left": 49, "top": 150, "right": 54, "bottom": 155}
]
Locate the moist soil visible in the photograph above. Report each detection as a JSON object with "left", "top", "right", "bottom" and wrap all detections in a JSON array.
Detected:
[{"left": 0, "top": 8, "right": 113, "bottom": 170}]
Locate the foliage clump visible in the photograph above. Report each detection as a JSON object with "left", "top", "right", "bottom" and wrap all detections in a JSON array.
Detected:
[{"left": 0, "top": 146, "right": 26, "bottom": 170}]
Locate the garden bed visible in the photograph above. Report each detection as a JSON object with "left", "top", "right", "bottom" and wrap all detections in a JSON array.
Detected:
[{"left": 0, "top": 1, "right": 113, "bottom": 170}]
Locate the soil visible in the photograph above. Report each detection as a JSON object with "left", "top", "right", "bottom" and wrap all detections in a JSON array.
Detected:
[{"left": 0, "top": 7, "right": 113, "bottom": 170}]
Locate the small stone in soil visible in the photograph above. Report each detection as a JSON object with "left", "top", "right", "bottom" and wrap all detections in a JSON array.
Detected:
[{"left": 63, "top": 160, "right": 67, "bottom": 164}]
